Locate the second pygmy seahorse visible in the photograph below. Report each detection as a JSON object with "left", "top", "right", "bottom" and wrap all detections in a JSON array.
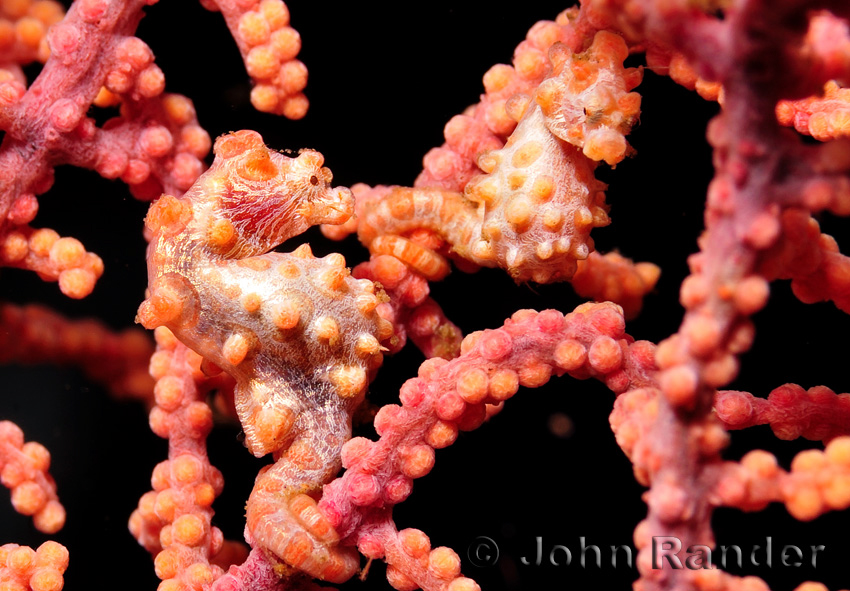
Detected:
[{"left": 138, "top": 130, "right": 394, "bottom": 582}]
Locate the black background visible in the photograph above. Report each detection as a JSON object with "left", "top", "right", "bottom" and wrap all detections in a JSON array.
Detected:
[{"left": 1, "top": 2, "right": 849, "bottom": 590}]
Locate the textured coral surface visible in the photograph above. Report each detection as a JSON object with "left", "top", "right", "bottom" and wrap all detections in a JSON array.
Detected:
[{"left": 2, "top": 2, "right": 850, "bottom": 591}]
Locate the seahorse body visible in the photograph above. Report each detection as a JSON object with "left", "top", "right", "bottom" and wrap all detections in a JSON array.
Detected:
[{"left": 138, "top": 130, "right": 392, "bottom": 582}]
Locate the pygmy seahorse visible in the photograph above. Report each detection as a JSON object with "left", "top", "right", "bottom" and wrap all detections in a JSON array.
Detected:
[{"left": 138, "top": 130, "right": 393, "bottom": 582}]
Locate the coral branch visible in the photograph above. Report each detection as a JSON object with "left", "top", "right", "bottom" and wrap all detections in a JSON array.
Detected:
[
  {"left": 758, "top": 209, "right": 850, "bottom": 312},
  {"left": 777, "top": 81, "right": 850, "bottom": 140},
  {"left": 130, "top": 328, "right": 247, "bottom": 589},
  {"left": 0, "top": 0, "right": 64, "bottom": 68},
  {"left": 714, "top": 437, "right": 850, "bottom": 522},
  {"left": 0, "top": 302, "right": 153, "bottom": 401},
  {"left": 0, "top": 228, "right": 103, "bottom": 299},
  {"left": 319, "top": 302, "right": 656, "bottom": 590},
  {"left": 0, "top": 0, "right": 211, "bottom": 302},
  {"left": 203, "top": 0, "right": 307, "bottom": 118},
  {"left": 0, "top": 0, "right": 205, "bottom": 205},
  {"left": 716, "top": 384, "right": 850, "bottom": 441},
  {"left": 0, "top": 421, "right": 63, "bottom": 534},
  {"left": 589, "top": 1, "right": 840, "bottom": 590},
  {"left": 352, "top": 255, "right": 461, "bottom": 359},
  {"left": 572, "top": 251, "right": 660, "bottom": 319},
  {"left": 0, "top": 541, "right": 68, "bottom": 591}
]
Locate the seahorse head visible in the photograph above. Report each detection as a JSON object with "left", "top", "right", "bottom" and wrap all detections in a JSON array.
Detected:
[{"left": 185, "top": 130, "right": 354, "bottom": 258}]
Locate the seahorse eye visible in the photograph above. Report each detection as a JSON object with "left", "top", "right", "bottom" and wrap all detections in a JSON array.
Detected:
[{"left": 309, "top": 175, "right": 319, "bottom": 186}]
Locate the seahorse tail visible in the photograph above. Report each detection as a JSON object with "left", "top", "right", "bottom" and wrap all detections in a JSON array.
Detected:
[{"left": 246, "top": 466, "right": 358, "bottom": 583}]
